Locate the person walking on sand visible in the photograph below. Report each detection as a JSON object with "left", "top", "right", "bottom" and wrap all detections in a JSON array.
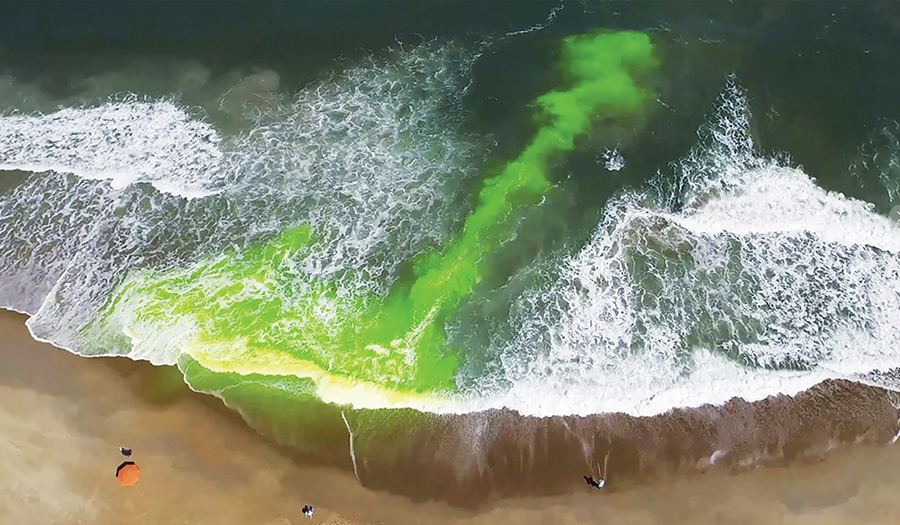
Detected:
[{"left": 583, "top": 450, "right": 610, "bottom": 490}]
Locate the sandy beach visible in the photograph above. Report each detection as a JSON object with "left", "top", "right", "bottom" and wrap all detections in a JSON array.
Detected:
[{"left": 2, "top": 308, "right": 900, "bottom": 525}]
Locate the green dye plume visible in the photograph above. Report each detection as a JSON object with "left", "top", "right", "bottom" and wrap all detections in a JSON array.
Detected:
[
  {"left": 91, "top": 31, "right": 658, "bottom": 402},
  {"left": 358, "top": 31, "right": 658, "bottom": 389}
]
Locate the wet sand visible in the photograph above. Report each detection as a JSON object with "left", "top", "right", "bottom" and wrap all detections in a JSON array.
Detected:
[{"left": 3, "top": 309, "right": 900, "bottom": 524}]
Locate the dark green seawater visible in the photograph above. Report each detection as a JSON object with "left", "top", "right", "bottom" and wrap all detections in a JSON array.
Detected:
[{"left": 1, "top": 1, "right": 899, "bottom": 432}]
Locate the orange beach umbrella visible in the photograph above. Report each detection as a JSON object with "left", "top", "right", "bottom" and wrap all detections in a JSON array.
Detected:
[{"left": 116, "top": 461, "right": 141, "bottom": 486}]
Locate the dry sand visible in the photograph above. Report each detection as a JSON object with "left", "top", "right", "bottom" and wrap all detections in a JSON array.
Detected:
[{"left": 2, "top": 309, "right": 900, "bottom": 525}]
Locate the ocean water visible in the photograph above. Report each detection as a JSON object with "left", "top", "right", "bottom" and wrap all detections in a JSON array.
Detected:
[{"left": 2, "top": 1, "right": 900, "bottom": 500}]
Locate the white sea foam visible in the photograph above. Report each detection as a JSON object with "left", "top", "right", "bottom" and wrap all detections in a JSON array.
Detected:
[
  {"left": 0, "top": 99, "right": 227, "bottom": 198},
  {"left": 223, "top": 42, "right": 485, "bottom": 291},
  {"left": 852, "top": 119, "right": 900, "bottom": 206}
]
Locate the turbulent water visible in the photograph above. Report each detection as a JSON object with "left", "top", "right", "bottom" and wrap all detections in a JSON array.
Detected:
[
  {"left": 462, "top": 81, "right": 900, "bottom": 416},
  {"left": 2, "top": 2, "right": 900, "bottom": 498}
]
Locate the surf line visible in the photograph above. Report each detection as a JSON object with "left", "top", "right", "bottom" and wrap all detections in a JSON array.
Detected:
[{"left": 341, "top": 410, "right": 361, "bottom": 482}]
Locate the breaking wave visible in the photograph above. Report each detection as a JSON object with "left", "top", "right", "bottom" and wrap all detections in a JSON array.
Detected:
[{"left": 462, "top": 80, "right": 900, "bottom": 416}]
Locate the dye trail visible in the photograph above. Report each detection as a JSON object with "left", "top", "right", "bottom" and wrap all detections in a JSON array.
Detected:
[{"left": 89, "top": 31, "right": 659, "bottom": 408}]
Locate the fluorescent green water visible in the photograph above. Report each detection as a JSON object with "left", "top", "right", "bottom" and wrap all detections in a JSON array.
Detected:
[{"left": 93, "top": 31, "right": 658, "bottom": 404}]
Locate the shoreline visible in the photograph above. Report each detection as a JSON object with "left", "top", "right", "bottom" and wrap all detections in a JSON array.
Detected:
[{"left": 3, "top": 308, "right": 900, "bottom": 524}]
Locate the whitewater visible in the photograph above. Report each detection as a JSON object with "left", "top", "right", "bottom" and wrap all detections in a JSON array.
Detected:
[{"left": 1, "top": 37, "right": 899, "bottom": 420}]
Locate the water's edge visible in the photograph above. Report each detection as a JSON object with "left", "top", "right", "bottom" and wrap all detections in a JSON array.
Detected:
[
  {"left": 350, "top": 381, "right": 900, "bottom": 505},
  {"left": 5, "top": 307, "right": 899, "bottom": 507},
  {"left": 188, "top": 351, "right": 900, "bottom": 507}
]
